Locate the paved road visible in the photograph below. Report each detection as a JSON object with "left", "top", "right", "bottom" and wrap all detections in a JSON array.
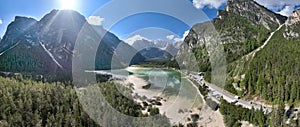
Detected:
[
  {"left": 187, "top": 24, "right": 286, "bottom": 114},
  {"left": 188, "top": 74, "right": 272, "bottom": 114}
]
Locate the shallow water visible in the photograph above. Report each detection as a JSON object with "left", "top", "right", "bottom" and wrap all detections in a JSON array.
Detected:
[{"left": 98, "top": 66, "right": 205, "bottom": 124}]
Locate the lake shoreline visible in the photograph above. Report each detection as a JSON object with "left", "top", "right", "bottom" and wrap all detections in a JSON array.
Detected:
[{"left": 93, "top": 65, "right": 224, "bottom": 126}]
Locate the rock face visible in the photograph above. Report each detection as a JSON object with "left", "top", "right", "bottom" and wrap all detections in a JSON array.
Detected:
[
  {"left": 0, "top": 10, "right": 144, "bottom": 81},
  {"left": 226, "top": 0, "right": 287, "bottom": 30},
  {"left": 36, "top": 10, "right": 86, "bottom": 72},
  {"left": 284, "top": 9, "right": 300, "bottom": 39},
  {"left": 0, "top": 16, "right": 37, "bottom": 52},
  {"left": 286, "top": 9, "right": 300, "bottom": 25}
]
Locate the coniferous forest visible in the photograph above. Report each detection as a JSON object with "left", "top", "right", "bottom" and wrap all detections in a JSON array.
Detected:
[
  {"left": 1, "top": 0, "right": 300, "bottom": 126},
  {"left": 0, "top": 76, "right": 170, "bottom": 126}
]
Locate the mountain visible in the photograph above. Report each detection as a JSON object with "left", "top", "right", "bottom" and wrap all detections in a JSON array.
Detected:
[
  {"left": 232, "top": 9, "right": 300, "bottom": 101},
  {"left": 0, "top": 15, "right": 64, "bottom": 80},
  {"left": 176, "top": 0, "right": 300, "bottom": 105},
  {"left": 286, "top": 9, "right": 300, "bottom": 26},
  {"left": 125, "top": 35, "right": 181, "bottom": 61},
  {"left": 0, "top": 10, "right": 144, "bottom": 81},
  {"left": 138, "top": 47, "right": 173, "bottom": 62},
  {"left": 225, "top": 0, "right": 286, "bottom": 30},
  {"left": 176, "top": 0, "right": 287, "bottom": 74},
  {"left": 0, "top": 16, "right": 37, "bottom": 52}
]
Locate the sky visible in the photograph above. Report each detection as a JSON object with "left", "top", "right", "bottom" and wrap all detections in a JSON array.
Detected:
[{"left": 0, "top": 0, "right": 299, "bottom": 42}]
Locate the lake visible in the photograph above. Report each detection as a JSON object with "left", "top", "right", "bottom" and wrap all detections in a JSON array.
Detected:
[{"left": 105, "top": 66, "right": 205, "bottom": 124}]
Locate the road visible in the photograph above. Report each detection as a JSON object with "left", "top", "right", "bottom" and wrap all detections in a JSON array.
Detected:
[
  {"left": 191, "top": 24, "right": 286, "bottom": 113},
  {"left": 188, "top": 74, "right": 272, "bottom": 114}
]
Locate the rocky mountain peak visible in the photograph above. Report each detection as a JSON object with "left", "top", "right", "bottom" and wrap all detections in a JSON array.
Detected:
[
  {"left": 36, "top": 9, "right": 88, "bottom": 50},
  {"left": 6, "top": 16, "right": 37, "bottom": 35},
  {"left": 0, "top": 16, "right": 37, "bottom": 51},
  {"left": 224, "top": 0, "right": 287, "bottom": 30},
  {"left": 225, "top": 0, "right": 250, "bottom": 12},
  {"left": 14, "top": 16, "right": 37, "bottom": 22},
  {"left": 286, "top": 9, "right": 300, "bottom": 25},
  {"left": 40, "top": 9, "right": 86, "bottom": 22},
  {"left": 38, "top": 10, "right": 86, "bottom": 33}
]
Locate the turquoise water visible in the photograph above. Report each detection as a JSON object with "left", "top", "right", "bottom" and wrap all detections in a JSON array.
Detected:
[
  {"left": 125, "top": 67, "right": 197, "bottom": 98},
  {"left": 97, "top": 66, "right": 199, "bottom": 99}
]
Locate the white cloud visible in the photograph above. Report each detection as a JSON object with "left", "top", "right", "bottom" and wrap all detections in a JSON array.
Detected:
[
  {"left": 173, "top": 38, "right": 182, "bottom": 42},
  {"left": 167, "top": 30, "right": 190, "bottom": 42},
  {"left": 177, "top": 30, "right": 190, "bottom": 42},
  {"left": 254, "top": 0, "right": 300, "bottom": 12},
  {"left": 278, "top": 6, "right": 295, "bottom": 16},
  {"left": 0, "top": 19, "right": 2, "bottom": 25},
  {"left": 191, "top": 0, "right": 300, "bottom": 15},
  {"left": 166, "top": 35, "right": 175, "bottom": 40},
  {"left": 192, "top": 0, "right": 227, "bottom": 9},
  {"left": 182, "top": 30, "right": 190, "bottom": 40},
  {"left": 87, "top": 16, "right": 104, "bottom": 26},
  {"left": 127, "top": 30, "right": 190, "bottom": 46},
  {"left": 125, "top": 35, "right": 150, "bottom": 45},
  {"left": 191, "top": 0, "right": 300, "bottom": 12}
]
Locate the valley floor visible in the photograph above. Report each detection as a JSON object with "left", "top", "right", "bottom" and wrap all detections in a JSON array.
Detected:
[{"left": 120, "top": 66, "right": 225, "bottom": 126}]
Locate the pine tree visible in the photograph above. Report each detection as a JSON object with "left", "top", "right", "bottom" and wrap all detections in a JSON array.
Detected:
[
  {"left": 290, "top": 82, "right": 297, "bottom": 103},
  {"left": 256, "top": 74, "right": 264, "bottom": 96}
]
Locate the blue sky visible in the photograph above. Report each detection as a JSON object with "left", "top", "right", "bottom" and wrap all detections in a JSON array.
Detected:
[
  {"left": 0, "top": 0, "right": 299, "bottom": 41},
  {"left": 0, "top": 0, "right": 221, "bottom": 40},
  {"left": 0, "top": 0, "right": 109, "bottom": 37}
]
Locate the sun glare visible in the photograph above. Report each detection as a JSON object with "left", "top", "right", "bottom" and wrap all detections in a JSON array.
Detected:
[{"left": 60, "top": 0, "right": 76, "bottom": 10}]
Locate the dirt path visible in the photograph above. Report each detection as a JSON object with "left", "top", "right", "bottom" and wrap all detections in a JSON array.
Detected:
[
  {"left": 245, "top": 24, "right": 284, "bottom": 60},
  {"left": 0, "top": 42, "right": 20, "bottom": 56}
]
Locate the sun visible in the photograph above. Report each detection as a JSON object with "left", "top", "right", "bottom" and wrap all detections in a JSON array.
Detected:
[{"left": 60, "top": 0, "right": 77, "bottom": 10}]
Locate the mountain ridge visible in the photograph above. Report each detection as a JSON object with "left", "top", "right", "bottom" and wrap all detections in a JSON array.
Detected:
[
  {"left": 225, "top": 0, "right": 287, "bottom": 30},
  {"left": 0, "top": 9, "right": 145, "bottom": 81},
  {"left": 176, "top": 0, "right": 286, "bottom": 74},
  {"left": 176, "top": 0, "right": 300, "bottom": 108},
  {"left": 0, "top": 16, "right": 37, "bottom": 52},
  {"left": 174, "top": 1, "right": 300, "bottom": 125}
]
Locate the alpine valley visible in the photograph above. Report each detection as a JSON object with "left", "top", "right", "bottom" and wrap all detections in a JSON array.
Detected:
[{"left": 1, "top": 0, "right": 300, "bottom": 127}]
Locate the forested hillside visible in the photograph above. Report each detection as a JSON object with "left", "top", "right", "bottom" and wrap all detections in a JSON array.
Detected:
[
  {"left": 0, "top": 77, "right": 170, "bottom": 126},
  {"left": 232, "top": 18, "right": 300, "bottom": 103},
  {"left": 0, "top": 10, "right": 145, "bottom": 82},
  {"left": 175, "top": 1, "right": 300, "bottom": 126},
  {"left": 177, "top": 0, "right": 285, "bottom": 77},
  {"left": 176, "top": 0, "right": 300, "bottom": 106}
]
